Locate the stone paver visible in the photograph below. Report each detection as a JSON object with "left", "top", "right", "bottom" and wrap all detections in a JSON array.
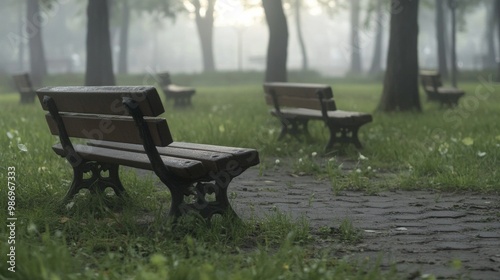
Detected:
[{"left": 232, "top": 167, "right": 500, "bottom": 280}]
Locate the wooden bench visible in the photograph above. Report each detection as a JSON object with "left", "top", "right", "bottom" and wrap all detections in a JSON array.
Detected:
[
  {"left": 36, "top": 86, "right": 259, "bottom": 221},
  {"left": 156, "top": 72, "right": 196, "bottom": 107},
  {"left": 263, "top": 82, "right": 373, "bottom": 150},
  {"left": 420, "top": 71, "right": 465, "bottom": 107},
  {"left": 12, "top": 73, "right": 36, "bottom": 104}
]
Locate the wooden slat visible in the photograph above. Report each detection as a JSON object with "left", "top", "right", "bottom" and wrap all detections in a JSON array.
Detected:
[
  {"left": 12, "top": 73, "right": 34, "bottom": 94},
  {"left": 169, "top": 142, "right": 260, "bottom": 168},
  {"left": 87, "top": 140, "right": 234, "bottom": 172},
  {"left": 37, "top": 86, "right": 164, "bottom": 117},
  {"left": 156, "top": 72, "right": 172, "bottom": 86},
  {"left": 272, "top": 108, "right": 372, "bottom": 126},
  {"left": 263, "top": 82, "right": 333, "bottom": 99},
  {"left": 265, "top": 95, "right": 336, "bottom": 111},
  {"left": 46, "top": 113, "right": 173, "bottom": 146},
  {"left": 52, "top": 144, "right": 206, "bottom": 179},
  {"left": 165, "top": 85, "right": 195, "bottom": 94}
]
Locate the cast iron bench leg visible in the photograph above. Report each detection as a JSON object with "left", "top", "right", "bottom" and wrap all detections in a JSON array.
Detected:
[
  {"left": 352, "top": 126, "right": 363, "bottom": 149},
  {"left": 63, "top": 162, "right": 127, "bottom": 203},
  {"left": 164, "top": 176, "right": 238, "bottom": 221},
  {"left": 325, "top": 125, "right": 338, "bottom": 151},
  {"left": 278, "top": 118, "right": 289, "bottom": 140}
]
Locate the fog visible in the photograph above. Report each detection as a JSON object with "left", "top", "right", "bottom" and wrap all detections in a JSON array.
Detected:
[{"left": 0, "top": 1, "right": 491, "bottom": 77}]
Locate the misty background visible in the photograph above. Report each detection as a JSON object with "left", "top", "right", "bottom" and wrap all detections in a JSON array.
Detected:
[{"left": 0, "top": 0, "right": 492, "bottom": 77}]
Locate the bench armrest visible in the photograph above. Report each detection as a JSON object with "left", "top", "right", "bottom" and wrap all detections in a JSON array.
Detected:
[
  {"left": 122, "top": 97, "right": 179, "bottom": 183},
  {"left": 316, "top": 89, "right": 331, "bottom": 123}
]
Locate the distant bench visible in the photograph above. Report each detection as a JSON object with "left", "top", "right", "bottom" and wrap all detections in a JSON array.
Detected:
[
  {"left": 37, "top": 86, "right": 259, "bottom": 220},
  {"left": 263, "top": 82, "right": 373, "bottom": 150},
  {"left": 420, "top": 71, "right": 465, "bottom": 107},
  {"left": 156, "top": 72, "right": 196, "bottom": 107},
  {"left": 12, "top": 73, "right": 36, "bottom": 104}
]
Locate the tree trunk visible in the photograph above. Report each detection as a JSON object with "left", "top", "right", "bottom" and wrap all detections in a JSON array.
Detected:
[
  {"left": 193, "top": 0, "right": 216, "bottom": 72},
  {"left": 484, "top": 1, "right": 496, "bottom": 70},
  {"left": 449, "top": 0, "right": 457, "bottom": 87},
  {"left": 369, "top": 0, "right": 384, "bottom": 75},
  {"left": 118, "top": 0, "right": 130, "bottom": 74},
  {"left": 27, "top": 0, "right": 48, "bottom": 87},
  {"left": 18, "top": 1, "right": 25, "bottom": 72},
  {"left": 349, "top": 0, "right": 362, "bottom": 74},
  {"left": 262, "top": 0, "right": 288, "bottom": 82},
  {"left": 378, "top": 0, "right": 421, "bottom": 112},
  {"left": 496, "top": 0, "right": 500, "bottom": 81},
  {"left": 436, "top": 0, "right": 448, "bottom": 79},
  {"left": 85, "top": 0, "right": 115, "bottom": 86},
  {"left": 295, "top": 0, "right": 308, "bottom": 71}
]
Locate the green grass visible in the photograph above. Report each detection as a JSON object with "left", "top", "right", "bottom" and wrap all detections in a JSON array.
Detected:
[{"left": 0, "top": 71, "right": 499, "bottom": 279}]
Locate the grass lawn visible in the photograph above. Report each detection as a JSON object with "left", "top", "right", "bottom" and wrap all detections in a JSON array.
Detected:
[{"left": 0, "top": 72, "right": 499, "bottom": 279}]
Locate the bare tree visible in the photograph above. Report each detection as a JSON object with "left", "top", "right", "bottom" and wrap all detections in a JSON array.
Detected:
[
  {"left": 295, "top": 0, "right": 308, "bottom": 70},
  {"left": 117, "top": 0, "right": 130, "bottom": 74},
  {"left": 496, "top": 0, "right": 500, "bottom": 81},
  {"left": 192, "top": 0, "right": 216, "bottom": 72},
  {"left": 368, "top": 0, "right": 384, "bottom": 75},
  {"left": 27, "top": 0, "right": 47, "bottom": 86},
  {"left": 262, "top": 0, "right": 288, "bottom": 82},
  {"left": 378, "top": 0, "right": 421, "bottom": 112},
  {"left": 85, "top": 0, "right": 115, "bottom": 86},
  {"left": 349, "top": 0, "right": 362, "bottom": 74},
  {"left": 436, "top": 0, "right": 448, "bottom": 79}
]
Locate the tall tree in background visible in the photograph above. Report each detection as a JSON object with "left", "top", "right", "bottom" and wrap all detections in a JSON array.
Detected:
[
  {"left": 436, "top": 0, "right": 448, "bottom": 79},
  {"left": 27, "top": 0, "right": 48, "bottom": 86},
  {"left": 484, "top": 0, "right": 496, "bottom": 69},
  {"left": 262, "top": 0, "right": 288, "bottom": 82},
  {"left": 117, "top": 0, "right": 130, "bottom": 74},
  {"left": 349, "top": 0, "right": 362, "bottom": 74},
  {"left": 85, "top": 0, "right": 115, "bottom": 86},
  {"left": 192, "top": 0, "right": 216, "bottom": 72},
  {"left": 295, "top": 0, "right": 308, "bottom": 70},
  {"left": 378, "top": 0, "right": 421, "bottom": 112},
  {"left": 368, "top": 0, "right": 384, "bottom": 75},
  {"left": 496, "top": 0, "right": 500, "bottom": 81}
]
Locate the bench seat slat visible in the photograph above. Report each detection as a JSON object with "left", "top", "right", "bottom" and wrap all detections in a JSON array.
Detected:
[
  {"left": 435, "top": 87, "right": 465, "bottom": 95},
  {"left": 37, "top": 86, "right": 164, "bottom": 116},
  {"left": 169, "top": 142, "right": 260, "bottom": 167},
  {"left": 164, "top": 85, "right": 196, "bottom": 94},
  {"left": 264, "top": 95, "right": 336, "bottom": 111},
  {"left": 87, "top": 140, "right": 239, "bottom": 172},
  {"left": 271, "top": 108, "right": 373, "bottom": 126},
  {"left": 263, "top": 82, "right": 333, "bottom": 99},
  {"left": 45, "top": 113, "right": 173, "bottom": 146},
  {"left": 52, "top": 144, "right": 206, "bottom": 179}
]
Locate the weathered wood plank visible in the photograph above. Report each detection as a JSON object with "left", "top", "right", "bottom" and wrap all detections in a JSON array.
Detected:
[
  {"left": 87, "top": 140, "right": 235, "bottom": 172},
  {"left": 169, "top": 142, "right": 260, "bottom": 168},
  {"left": 45, "top": 113, "right": 173, "bottom": 146},
  {"left": 271, "top": 108, "right": 372, "bottom": 126},
  {"left": 263, "top": 82, "right": 333, "bottom": 99},
  {"left": 52, "top": 144, "right": 206, "bottom": 179},
  {"left": 264, "top": 95, "right": 336, "bottom": 111},
  {"left": 37, "top": 86, "right": 164, "bottom": 116},
  {"left": 12, "top": 73, "right": 36, "bottom": 103}
]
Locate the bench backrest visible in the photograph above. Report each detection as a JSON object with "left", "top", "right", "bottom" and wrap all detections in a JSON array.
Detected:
[
  {"left": 37, "top": 86, "right": 173, "bottom": 147},
  {"left": 13, "top": 73, "right": 34, "bottom": 93},
  {"left": 156, "top": 72, "right": 172, "bottom": 86},
  {"left": 263, "top": 82, "right": 337, "bottom": 111},
  {"left": 420, "top": 71, "right": 443, "bottom": 91}
]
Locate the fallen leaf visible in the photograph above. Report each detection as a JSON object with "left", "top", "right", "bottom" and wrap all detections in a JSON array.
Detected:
[
  {"left": 17, "top": 143, "right": 28, "bottom": 152},
  {"left": 462, "top": 137, "right": 474, "bottom": 146}
]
